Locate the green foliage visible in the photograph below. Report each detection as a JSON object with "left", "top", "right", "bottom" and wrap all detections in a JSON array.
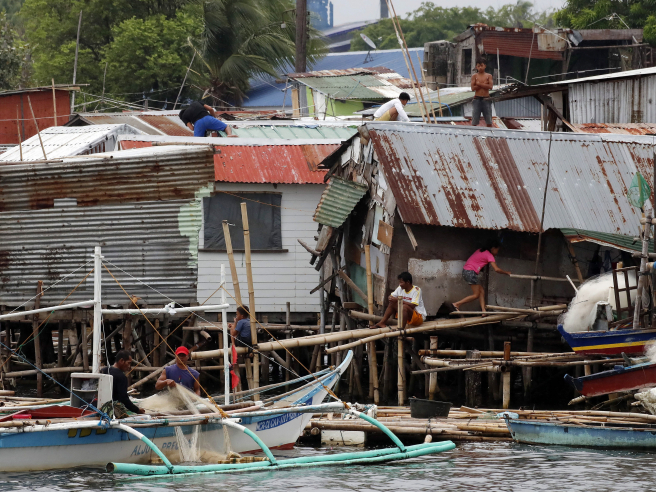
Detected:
[
  {"left": 554, "top": 0, "right": 656, "bottom": 38},
  {"left": 350, "top": 1, "right": 555, "bottom": 51},
  {"left": 0, "top": 10, "right": 30, "bottom": 89},
  {"left": 102, "top": 11, "right": 200, "bottom": 97},
  {"left": 194, "top": 0, "right": 326, "bottom": 103}
]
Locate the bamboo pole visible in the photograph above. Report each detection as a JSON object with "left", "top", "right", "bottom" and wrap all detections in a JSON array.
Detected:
[
  {"left": 428, "top": 336, "right": 438, "bottom": 400},
  {"left": 397, "top": 297, "right": 405, "bottom": 405},
  {"left": 241, "top": 203, "right": 258, "bottom": 397},
  {"left": 502, "top": 342, "right": 511, "bottom": 409},
  {"left": 384, "top": 0, "right": 426, "bottom": 123},
  {"left": 222, "top": 220, "right": 242, "bottom": 304},
  {"left": 365, "top": 245, "right": 379, "bottom": 404},
  {"left": 15, "top": 108, "right": 23, "bottom": 161},
  {"left": 27, "top": 96, "right": 47, "bottom": 160},
  {"left": 416, "top": 52, "right": 437, "bottom": 122},
  {"left": 51, "top": 79, "right": 58, "bottom": 126}
]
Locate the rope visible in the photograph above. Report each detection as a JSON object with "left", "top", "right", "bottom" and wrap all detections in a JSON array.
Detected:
[{"left": 101, "top": 263, "right": 229, "bottom": 419}]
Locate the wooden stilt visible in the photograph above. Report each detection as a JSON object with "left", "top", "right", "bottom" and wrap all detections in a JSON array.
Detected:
[
  {"left": 364, "top": 245, "right": 379, "bottom": 404},
  {"left": 153, "top": 319, "right": 161, "bottom": 367},
  {"left": 523, "top": 326, "right": 534, "bottom": 398},
  {"left": 503, "top": 341, "right": 511, "bottom": 409},
  {"left": 488, "top": 326, "right": 500, "bottom": 402},
  {"left": 57, "top": 321, "right": 64, "bottom": 383},
  {"left": 80, "top": 321, "right": 89, "bottom": 372},
  {"left": 428, "top": 336, "right": 438, "bottom": 400},
  {"left": 465, "top": 349, "right": 482, "bottom": 407},
  {"left": 32, "top": 281, "right": 43, "bottom": 397},
  {"left": 240, "top": 203, "right": 259, "bottom": 399},
  {"left": 397, "top": 297, "right": 405, "bottom": 405},
  {"left": 122, "top": 318, "right": 133, "bottom": 352}
]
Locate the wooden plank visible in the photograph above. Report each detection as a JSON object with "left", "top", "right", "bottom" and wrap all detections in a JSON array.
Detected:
[{"left": 377, "top": 220, "right": 393, "bottom": 248}]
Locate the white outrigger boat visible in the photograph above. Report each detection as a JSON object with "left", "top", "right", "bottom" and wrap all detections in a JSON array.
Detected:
[{"left": 0, "top": 248, "right": 455, "bottom": 475}]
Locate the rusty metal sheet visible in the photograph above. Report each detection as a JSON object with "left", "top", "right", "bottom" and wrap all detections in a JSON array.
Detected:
[
  {"left": 0, "top": 145, "right": 215, "bottom": 211},
  {"left": 365, "top": 123, "right": 655, "bottom": 237},
  {"left": 479, "top": 30, "right": 563, "bottom": 60},
  {"left": 139, "top": 115, "right": 193, "bottom": 136},
  {"left": 376, "top": 220, "right": 393, "bottom": 247},
  {"left": 214, "top": 144, "right": 338, "bottom": 184},
  {"left": 573, "top": 123, "right": 656, "bottom": 135}
]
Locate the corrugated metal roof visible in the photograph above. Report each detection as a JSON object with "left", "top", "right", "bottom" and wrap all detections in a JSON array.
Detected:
[
  {"left": 478, "top": 29, "right": 564, "bottom": 60},
  {"left": 73, "top": 113, "right": 188, "bottom": 136},
  {"left": 364, "top": 123, "right": 655, "bottom": 236},
  {"left": 214, "top": 143, "right": 339, "bottom": 184},
  {"left": 573, "top": 123, "right": 656, "bottom": 135},
  {"left": 0, "top": 124, "right": 142, "bottom": 162},
  {"left": 244, "top": 48, "right": 424, "bottom": 108},
  {"left": 558, "top": 66, "right": 656, "bottom": 85},
  {"left": 314, "top": 177, "right": 369, "bottom": 227},
  {"left": 0, "top": 145, "right": 215, "bottom": 211},
  {"left": 0, "top": 145, "right": 216, "bottom": 306},
  {"left": 561, "top": 227, "right": 653, "bottom": 253},
  {"left": 290, "top": 70, "right": 423, "bottom": 101}
]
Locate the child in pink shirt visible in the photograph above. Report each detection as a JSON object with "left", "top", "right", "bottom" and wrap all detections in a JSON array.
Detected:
[{"left": 453, "top": 240, "right": 511, "bottom": 312}]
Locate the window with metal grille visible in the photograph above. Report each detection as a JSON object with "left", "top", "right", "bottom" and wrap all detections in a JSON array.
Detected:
[{"left": 203, "top": 192, "right": 282, "bottom": 251}]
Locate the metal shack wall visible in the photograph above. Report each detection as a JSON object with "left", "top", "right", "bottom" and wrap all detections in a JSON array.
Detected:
[
  {"left": 0, "top": 90, "right": 71, "bottom": 145},
  {"left": 568, "top": 75, "right": 656, "bottom": 124},
  {"left": 0, "top": 146, "right": 215, "bottom": 307}
]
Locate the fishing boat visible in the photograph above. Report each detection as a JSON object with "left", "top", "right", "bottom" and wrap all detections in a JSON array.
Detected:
[
  {"left": 565, "top": 360, "right": 656, "bottom": 397},
  {"left": 557, "top": 325, "right": 656, "bottom": 356},
  {"left": 505, "top": 417, "right": 656, "bottom": 449}
]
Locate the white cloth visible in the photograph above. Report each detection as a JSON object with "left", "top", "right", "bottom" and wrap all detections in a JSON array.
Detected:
[
  {"left": 391, "top": 285, "right": 427, "bottom": 318},
  {"left": 373, "top": 99, "right": 410, "bottom": 122}
]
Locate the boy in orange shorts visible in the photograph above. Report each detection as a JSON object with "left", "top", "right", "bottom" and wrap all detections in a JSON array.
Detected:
[{"left": 374, "top": 271, "right": 426, "bottom": 328}]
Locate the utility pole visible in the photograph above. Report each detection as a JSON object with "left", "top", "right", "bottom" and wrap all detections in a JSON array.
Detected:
[
  {"left": 295, "top": 0, "right": 308, "bottom": 73},
  {"left": 380, "top": 0, "right": 388, "bottom": 18}
]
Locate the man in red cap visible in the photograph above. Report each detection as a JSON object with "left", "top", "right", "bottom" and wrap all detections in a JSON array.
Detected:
[{"left": 155, "top": 346, "right": 201, "bottom": 395}]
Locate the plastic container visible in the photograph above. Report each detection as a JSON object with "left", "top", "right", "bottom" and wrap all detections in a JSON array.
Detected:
[{"left": 409, "top": 398, "right": 452, "bottom": 418}]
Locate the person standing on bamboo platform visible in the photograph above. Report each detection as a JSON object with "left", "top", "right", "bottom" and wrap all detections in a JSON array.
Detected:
[
  {"left": 155, "top": 346, "right": 201, "bottom": 395},
  {"left": 453, "top": 240, "right": 511, "bottom": 312},
  {"left": 229, "top": 306, "right": 252, "bottom": 347},
  {"left": 100, "top": 349, "right": 145, "bottom": 418},
  {"left": 374, "top": 272, "right": 426, "bottom": 329},
  {"left": 373, "top": 92, "right": 411, "bottom": 121}
]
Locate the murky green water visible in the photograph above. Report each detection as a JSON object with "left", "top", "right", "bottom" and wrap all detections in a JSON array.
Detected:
[{"left": 1, "top": 442, "right": 654, "bottom": 491}]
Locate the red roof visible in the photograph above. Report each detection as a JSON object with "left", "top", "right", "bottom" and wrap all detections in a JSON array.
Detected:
[{"left": 119, "top": 140, "right": 336, "bottom": 184}]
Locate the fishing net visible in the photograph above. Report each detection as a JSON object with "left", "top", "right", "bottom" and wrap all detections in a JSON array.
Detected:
[
  {"left": 139, "top": 385, "right": 240, "bottom": 464},
  {"left": 628, "top": 172, "right": 651, "bottom": 209}
]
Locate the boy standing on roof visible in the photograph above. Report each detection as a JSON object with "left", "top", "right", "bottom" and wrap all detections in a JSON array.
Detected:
[
  {"left": 179, "top": 101, "right": 236, "bottom": 137},
  {"left": 155, "top": 346, "right": 201, "bottom": 395},
  {"left": 373, "top": 92, "right": 411, "bottom": 122},
  {"left": 374, "top": 272, "right": 426, "bottom": 329},
  {"left": 471, "top": 58, "right": 494, "bottom": 127}
]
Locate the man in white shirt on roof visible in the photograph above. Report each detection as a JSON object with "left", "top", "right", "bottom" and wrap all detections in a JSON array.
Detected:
[
  {"left": 374, "top": 271, "right": 426, "bottom": 328},
  {"left": 373, "top": 92, "right": 411, "bottom": 122}
]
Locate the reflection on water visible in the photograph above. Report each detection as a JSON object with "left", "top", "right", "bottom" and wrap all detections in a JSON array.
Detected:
[{"left": 1, "top": 442, "right": 655, "bottom": 492}]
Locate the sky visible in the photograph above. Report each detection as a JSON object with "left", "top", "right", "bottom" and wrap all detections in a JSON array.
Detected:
[{"left": 331, "top": 0, "right": 567, "bottom": 26}]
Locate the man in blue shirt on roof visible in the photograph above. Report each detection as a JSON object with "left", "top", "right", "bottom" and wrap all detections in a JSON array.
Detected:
[{"left": 179, "top": 101, "right": 236, "bottom": 137}]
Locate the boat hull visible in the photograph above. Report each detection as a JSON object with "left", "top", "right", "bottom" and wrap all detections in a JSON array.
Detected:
[
  {"left": 557, "top": 325, "right": 656, "bottom": 355},
  {"left": 565, "top": 362, "right": 656, "bottom": 397},
  {"left": 506, "top": 419, "right": 656, "bottom": 449},
  {"left": 0, "top": 358, "right": 348, "bottom": 472}
]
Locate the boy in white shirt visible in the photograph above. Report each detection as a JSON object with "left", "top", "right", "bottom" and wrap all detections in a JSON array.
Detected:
[
  {"left": 373, "top": 92, "right": 411, "bottom": 122},
  {"left": 374, "top": 271, "right": 426, "bottom": 328}
]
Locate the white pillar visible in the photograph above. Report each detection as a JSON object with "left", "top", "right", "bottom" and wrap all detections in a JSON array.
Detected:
[{"left": 92, "top": 246, "right": 103, "bottom": 373}]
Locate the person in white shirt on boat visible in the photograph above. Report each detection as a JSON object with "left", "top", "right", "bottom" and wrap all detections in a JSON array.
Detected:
[
  {"left": 374, "top": 271, "right": 427, "bottom": 328},
  {"left": 373, "top": 92, "right": 411, "bottom": 122}
]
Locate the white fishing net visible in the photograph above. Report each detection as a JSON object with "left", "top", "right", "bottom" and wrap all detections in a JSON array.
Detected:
[
  {"left": 635, "top": 387, "right": 656, "bottom": 415},
  {"left": 140, "top": 385, "right": 240, "bottom": 464}
]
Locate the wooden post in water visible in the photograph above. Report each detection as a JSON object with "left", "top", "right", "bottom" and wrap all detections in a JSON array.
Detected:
[
  {"left": 523, "top": 325, "right": 534, "bottom": 398},
  {"left": 465, "top": 349, "right": 482, "bottom": 407},
  {"left": 32, "top": 281, "right": 44, "bottom": 397},
  {"left": 488, "top": 326, "right": 500, "bottom": 402},
  {"left": 241, "top": 203, "right": 259, "bottom": 397},
  {"left": 397, "top": 297, "right": 405, "bottom": 405},
  {"left": 428, "top": 336, "right": 438, "bottom": 400},
  {"left": 222, "top": 220, "right": 242, "bottom": 304},
  {"left": 364, "top": 245, "right": 379, "bottom": 404},
  {"left": 502, "top": 341, "right": 511, "bottom": 409}
]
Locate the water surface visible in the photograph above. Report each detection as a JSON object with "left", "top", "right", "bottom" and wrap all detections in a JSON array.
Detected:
[{"left": 1, "top": 442, "right": 653, "bottom": 491}]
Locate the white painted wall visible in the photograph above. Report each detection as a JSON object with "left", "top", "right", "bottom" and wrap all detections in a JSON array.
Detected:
[{"left": 197, "top": 182, "right": 325, "bottom": 313}]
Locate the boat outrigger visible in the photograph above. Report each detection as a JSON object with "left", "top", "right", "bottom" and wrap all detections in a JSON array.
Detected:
[{"left": 0, "top": 247, "right": 455, "bottom": 474}]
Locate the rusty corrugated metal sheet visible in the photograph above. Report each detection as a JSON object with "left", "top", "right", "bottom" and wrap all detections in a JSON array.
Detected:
[
  {"left": 214, "top": 144, "right": 338, "bottom": 184},
  {"left": 0, "top": 90, "right": 71, "bottom": 145},
  {"left": 573, "top": 123, "right": 656, "bottom": 135},
  {"left": 137, "top": 115, "right": 193, "bottom": 136},
  {"left": 0, "top": 145, "right": 215, "bottom": 306},
  {"left": 0, "top": 145, "right": 215, "bottom": 211},
  {"left": 365, "top": 123, "right": 655, "bottom": 236},
  {"left": 478, "top": 30, "right": 563, "bottom": 60}
]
